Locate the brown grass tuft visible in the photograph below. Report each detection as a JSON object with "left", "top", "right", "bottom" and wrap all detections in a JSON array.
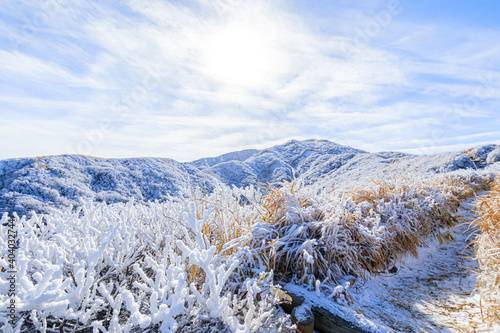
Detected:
[{"left": 474, "top": 178, "right": 500, "bottom": 326}]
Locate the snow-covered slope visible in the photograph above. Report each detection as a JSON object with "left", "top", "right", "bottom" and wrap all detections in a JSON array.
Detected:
[
  {"left": 1, "top": 140, "right": 499, "bottom": 217},
  {"left": 306, "top": 150, "right": 478, "bottom": 191},
  {"left": 0, "top": 155, "right": 218, "bottom": 216},
  {"left": 191, "top": 148, "right": 259, "bottom": 169}
]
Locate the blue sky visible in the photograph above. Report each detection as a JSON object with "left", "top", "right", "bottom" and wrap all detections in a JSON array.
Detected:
[{"left": 1, "top": 0, "right": 499, "bottom": 161}]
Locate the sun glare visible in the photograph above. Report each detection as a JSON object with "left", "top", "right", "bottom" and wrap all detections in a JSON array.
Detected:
[{"left": 202, "top": 24, "right": 279, "bottom": 88}]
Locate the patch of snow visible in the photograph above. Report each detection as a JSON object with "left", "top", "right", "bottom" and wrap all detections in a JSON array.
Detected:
[
  {"left": 303, "top": 249, "right": 314, "bottom": 264},
  {"left": 292, "top": 304, "right": 313, "bottom": 322}
]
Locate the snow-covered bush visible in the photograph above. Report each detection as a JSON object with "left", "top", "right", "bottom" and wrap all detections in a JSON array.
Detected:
[
  {"left": 0, "top": 190, "right": 293, "bottom": 333},
  {"left": 486, "top": 147, "right": 500, "bottom": 165},
  {"left": 467, "top": 144, "right": 499, "bottom": 164}
]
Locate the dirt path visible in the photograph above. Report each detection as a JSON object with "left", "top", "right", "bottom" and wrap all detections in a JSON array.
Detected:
[{"left": 350, "top": 197, "right": 492, "bottom": 332}]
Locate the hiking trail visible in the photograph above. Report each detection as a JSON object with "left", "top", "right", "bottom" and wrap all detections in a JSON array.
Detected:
[{"left": 350, "top": 196, "right": 493, "bottom": 332}]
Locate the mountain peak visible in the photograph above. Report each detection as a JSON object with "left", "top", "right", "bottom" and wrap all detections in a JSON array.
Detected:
[{"left": 271, "top": 139, "right": 367, "bottom": 155}]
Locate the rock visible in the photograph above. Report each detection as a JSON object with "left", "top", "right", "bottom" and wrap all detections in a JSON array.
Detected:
[
  {"left": 280, "top": 283, "right": 370, "bottom": 333},
  {"left": 291, "top": 304, "right": 314, "bottom": 333}
]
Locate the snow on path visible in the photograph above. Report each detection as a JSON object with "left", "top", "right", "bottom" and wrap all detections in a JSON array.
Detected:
[{"left": 349, "top": 197, "right": 495, "bottom": 332}]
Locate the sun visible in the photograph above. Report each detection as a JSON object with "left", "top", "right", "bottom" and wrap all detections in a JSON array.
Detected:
[{"left": 202, "top": 24, "right": 279, "bottom": 88}]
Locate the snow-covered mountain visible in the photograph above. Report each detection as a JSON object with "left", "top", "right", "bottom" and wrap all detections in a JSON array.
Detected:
[
  {"left": 1, "top": 139, "right": 499, "bottom": 217},
  {"left": 0, "top": 155, "right": 217, "bottom": 216},
  {"left": 196, "top": 139, "right": 367, "bottom": 188}
]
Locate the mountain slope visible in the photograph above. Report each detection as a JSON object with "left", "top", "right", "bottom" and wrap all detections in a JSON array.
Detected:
[{"left": 0, "top": 155, "right": 217, "bottom": 216}]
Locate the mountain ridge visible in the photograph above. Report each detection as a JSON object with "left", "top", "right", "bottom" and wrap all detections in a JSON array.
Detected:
[{"left": 1, "top": 139, "right": 499, "bottom": 217}]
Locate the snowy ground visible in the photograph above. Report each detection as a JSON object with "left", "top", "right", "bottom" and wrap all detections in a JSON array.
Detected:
[{"left": 348, "top": 196, "right": 499, "bottom": 332}]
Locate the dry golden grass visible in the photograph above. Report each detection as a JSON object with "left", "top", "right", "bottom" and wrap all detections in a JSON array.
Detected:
[
  {"left": 188, "top": 187, "right": 255, "bottom": 255},
  {"left": 239, "top": 174, "right": 492, "bottom": 284},
  {"left": 473, "top": 178, "right": 500, "bottom": 326}
]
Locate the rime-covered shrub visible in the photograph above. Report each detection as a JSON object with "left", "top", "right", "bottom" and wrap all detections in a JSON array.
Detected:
[
  {"left": 468, "top": 145, "right": 499, "bottom": 164},
  {"left": 0, "top": 191, "right": 293, "bottom": 333},
  {"left": 486, "top": 147, "right": 500, "bottom": 165}
]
